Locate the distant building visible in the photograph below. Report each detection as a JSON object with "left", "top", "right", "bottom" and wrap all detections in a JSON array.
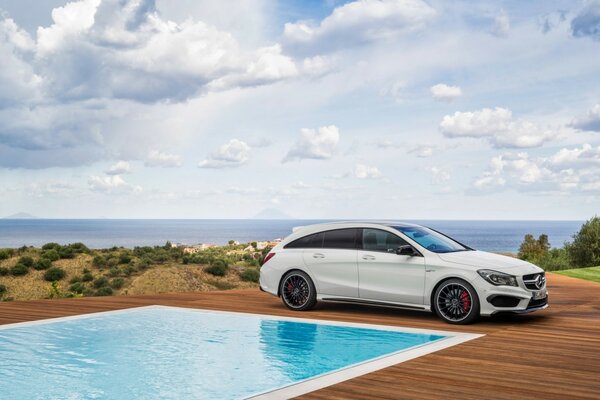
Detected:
[{"left": 182, "top": 244, "right": 216, "bottom": 254}]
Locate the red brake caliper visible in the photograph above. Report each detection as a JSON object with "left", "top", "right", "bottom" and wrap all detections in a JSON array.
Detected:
[
  {"left": 287, "top": 282, "right": 293, "bottom": 291},
  {"left": 461, "top": 291, "right": 471, "bottom": 312}
]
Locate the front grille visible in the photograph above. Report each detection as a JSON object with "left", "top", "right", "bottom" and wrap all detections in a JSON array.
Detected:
[
  {"left": 527, "top": 297, "right": 548, "bottom": 309},
  {"left": 523, "top": 272, "right": 546, "bottom": 290}
]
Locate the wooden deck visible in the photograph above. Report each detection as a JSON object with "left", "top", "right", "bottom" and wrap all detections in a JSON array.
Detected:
[{"left": 1, "top": 273, "right": 599, "bottom": 399}]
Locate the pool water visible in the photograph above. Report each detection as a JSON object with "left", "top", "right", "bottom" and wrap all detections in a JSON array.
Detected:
[{"left": 0, "top": 307, "right": 446, "bottom": 399}]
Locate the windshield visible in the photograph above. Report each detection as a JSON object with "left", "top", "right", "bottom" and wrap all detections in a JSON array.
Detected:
[{"left": 392, "top": 226, "right": 469, "bottom": 253}]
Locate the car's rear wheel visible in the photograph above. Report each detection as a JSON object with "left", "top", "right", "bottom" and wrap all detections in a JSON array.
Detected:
[
  {"left": 280, "top": 271, "right": 317, "bottom": 311},
  {"left": 433, "top": 279, "right": 480, "bottom": 324}
]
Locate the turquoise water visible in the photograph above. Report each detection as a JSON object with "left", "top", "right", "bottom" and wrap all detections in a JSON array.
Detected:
[
  {"left": 0, "top": 219, "right": 582, "bottom": 251},
  {"left": 0, "top": 307, "right": 445, "bottom": 399}
]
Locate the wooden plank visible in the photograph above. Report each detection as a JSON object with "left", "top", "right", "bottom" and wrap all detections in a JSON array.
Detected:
[{"left": 0, "top": 273, "right": 599, "bottom": 399}]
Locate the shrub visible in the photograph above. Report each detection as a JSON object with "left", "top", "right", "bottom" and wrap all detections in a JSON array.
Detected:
[
  {"left": 111, "top": 277, "right": 125, "bottom": 289},
  {"left": 239, "top": 268, "right": 260, "bottom": 283},
  {"left": 119, "top": 253, "right": 132, "bottom": 265},
  {"left": 206, "top": 259, "right": 229, "bottom": 276},
  {"left": 18, "top": 256, "right": 34, "bottom": 268},
  {"left": 518, "top": 234, "right": 550, "bottom": 261},
  {"left": 82, "top": 271, "right": 94, "bottom": 282},
  {"left": 82, "top": 288, "right": 95, "bottom": 297},
  {"left": 92, "top": 255, "right": 107, "bottom": 268},
  {"left": 44, "top": 267, "right": 66, "bottom": 281},
  {"left": 68, "top": 243, "right": 89, "bottom": 254},
  {"left": 567, "top": 216, "right": 600, "bottom": 267},
  {"left": 123, "top": 264, "right": 136, "bottom": 276},
  {"left": 0, "top": 249, "right": 14, "bottom": 260},
  {"left": 10, "top": 264, "right": 28, "bottom": 276},
  {"left": 41, "top": 249, "right": 60, "bottom": 262},
  {"left": 95, "top": 286, "right": 113, "bottom": 296},
  {"left": 137, "top": 257, "right": 151, "bottom": 270},
  {"left": 0, "top": 284, "right": 6, "bottom": 295},
  {"left": 93, "top": 276, "right": 109, "bottom": 289},
  {"left": 108, "top": 266, "right": 121, "bottom": 277},
  {"left": 0, "top": 267, "right": 9, "bottom": 276},
  {"left": 69, "top": 282, "right": 85, "bottom": 294},
  {"left": 42, "top": 242, "right": 61, "bottom": 251},
  {"left": 106, "top": 257, "right": 119, "bottom": 268},
  {"left": 69, "top": 275, "right": 82, "bottom": 284},
  {"left": 33, "top": 258, "right": 52, "bottom": 270},
  {"left": 58, "top": 246, "right": 75, "bottom": 259}
]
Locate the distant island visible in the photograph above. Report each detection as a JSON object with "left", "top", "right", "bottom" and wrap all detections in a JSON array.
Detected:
[{"left": 2, "top": 212, "right": 39, "bottom": 219}]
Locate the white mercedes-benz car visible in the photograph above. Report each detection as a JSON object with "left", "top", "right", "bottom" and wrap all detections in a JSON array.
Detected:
[{"left": 259, "top": 222, "right": 548, "bottom": 324}]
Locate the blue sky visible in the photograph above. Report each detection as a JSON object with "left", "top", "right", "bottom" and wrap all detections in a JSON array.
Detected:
[{"left": 0, "top": 0, "right": 599, "bottom": 219}]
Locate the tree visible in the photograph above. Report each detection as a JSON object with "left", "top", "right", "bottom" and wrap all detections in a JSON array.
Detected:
[
  {"left": 518, "top": 234, "right": 550, "bottom": 261},
  {"left": 567, "top": 216, "right": 600, "bottom": 267}
]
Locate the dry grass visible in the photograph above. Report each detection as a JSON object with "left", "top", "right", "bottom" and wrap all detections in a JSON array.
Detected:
[{"left": 1, "top": 253, "right": 259, "bottom": 301}]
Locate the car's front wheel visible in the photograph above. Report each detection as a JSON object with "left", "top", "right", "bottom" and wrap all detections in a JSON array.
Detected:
[
  {"left": 433, "top": 279, "right": 480, "bottom": 324},
  {"left": 280, "top": 271, "right": 317, "bottom": 311}
]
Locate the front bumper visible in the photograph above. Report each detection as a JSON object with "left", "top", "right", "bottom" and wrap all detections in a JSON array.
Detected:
[{"left": 478, "top": 284, "right": 548, "bottom": 316}]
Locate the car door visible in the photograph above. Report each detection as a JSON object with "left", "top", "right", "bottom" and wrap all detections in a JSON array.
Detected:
[
  {"left": 302, "top": 228, "right": 359, "bottom": 298},
  {"left": 358, "top": 228, "right": 425, "bottom": 305}
]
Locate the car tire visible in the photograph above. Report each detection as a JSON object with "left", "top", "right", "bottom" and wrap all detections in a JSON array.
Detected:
[
  {"left": 280, "top": 270, "right": 317, "bottom": 311},
  {"left": 433, "top": 278, "right": 480, "bottom": 324}
]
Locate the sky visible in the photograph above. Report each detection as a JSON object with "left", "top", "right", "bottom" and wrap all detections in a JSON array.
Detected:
[{"left": 0, "top": 0, "right": 599, "bottom": 220}]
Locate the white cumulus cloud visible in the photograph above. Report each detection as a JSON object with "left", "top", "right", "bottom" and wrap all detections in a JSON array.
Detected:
[
  {"left": 105, "top": 160, "right": 131, "bottom": 175},
  {"left": 88, "top": 175, "right": 142, "bottom": 194},
  {"left": 198, "top": 139, "right": 251, "bottom": 169},
  {"left": 430, "top": 83, "right": 462, "bottom": 102},
  {"left": 353, "top": 164, "right": 382, "bottom": 179},
  {"left": 145, "top": 150, "right": 183, "bottom": 168},
  {"left": 283, "top": 125, "right": 340, "bottom": 162},
  {"left": 283, "top": 0, "right": 436, "bottom": 54},
  {"left": 570, "top": 104, "right": 600, "bottom": 132},
  {"left": 440, "top": 107, "right": 558, "bottom": 148}
]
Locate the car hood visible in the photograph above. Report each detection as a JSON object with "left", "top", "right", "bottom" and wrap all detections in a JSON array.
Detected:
[{"left": 437, "top": 250, "right": 542, "bottom": 274}]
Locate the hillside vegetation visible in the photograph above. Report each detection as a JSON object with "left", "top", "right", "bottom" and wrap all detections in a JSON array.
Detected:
[{"left": 0, "top": 242, "right": 269, "bottom": 302}]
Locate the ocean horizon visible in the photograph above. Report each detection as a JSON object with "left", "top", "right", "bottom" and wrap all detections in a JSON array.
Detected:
[{"left": 0, "top": 219, "right": 583, "bottom": 253}]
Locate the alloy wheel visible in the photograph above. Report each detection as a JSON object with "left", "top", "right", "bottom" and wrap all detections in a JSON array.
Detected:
[
  {"left": 436, "top": 283, "right": 473, "bottom": 322},
  {"left": 282, "top": 274, "right": 311, "bottom": 309}
]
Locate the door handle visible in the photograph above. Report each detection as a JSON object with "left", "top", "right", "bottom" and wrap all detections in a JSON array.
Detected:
[
  {"left": 362, "top": 254, "right": 376, "bottom": 260},
  {"left": 313, "top": 253, "right": 325, "bottom": 258}
]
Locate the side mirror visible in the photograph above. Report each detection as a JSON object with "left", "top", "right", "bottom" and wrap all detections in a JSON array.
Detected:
[{"left": 396, "top": 245, "right": 418, "bottom": 256}]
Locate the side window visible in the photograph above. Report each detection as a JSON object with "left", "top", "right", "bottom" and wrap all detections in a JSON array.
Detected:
[
  {"left": 322, "top": 229, "right": 357, "bottom": 249},
  {"left": 362, "top": 228, "right": 408, "bottom": 253},
  {"left": 285, "top": 232, "right": 324, "bottom": 249}
]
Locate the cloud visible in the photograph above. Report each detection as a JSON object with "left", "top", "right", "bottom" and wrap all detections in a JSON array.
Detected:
[
  {"left": 283, "top": 0, "right": 435, "bottom": 54},
  {"left": 409, "top": 145, "right": 434, "bottom": 158},
  {"left": 353, "top": 164, "right": 382, "bottom": 179},
  {"left": 570, "top": 104, "right": 600, "bottom": 132},
  {"left": 105, "top": 160, "right": 131, "bottom": 175},
  {"left": 283, "top": 125, "right": 340, "bottom": 162},
  {"left": 88, "top": 175, "right": 142, "bottom": 194},
  {"left": 491, "top": 9, "right": 510, "bottom": 37},
  {"left": 145, "top": 150, "right": 183, "bottom": 168},
  {"left": 429, "top": 166, "right": 450, "bottom": 184},
  {"left": 380, "top": 81, "right": 406, "bottom": 102},
  {"left": 571, "top": 1, "right": 600, "bottom": 41},
  {"left": 198, "top": 139, "right": 251, "bottom": 169},
  {"left": 471, "top": 144, "right": 600, "bottom": 194},
  {"left": 439, "top": 107, "right": 558, "bottom": 148},
  {"left": 430, "top": 83, "right": 462, "bottom": 102}
]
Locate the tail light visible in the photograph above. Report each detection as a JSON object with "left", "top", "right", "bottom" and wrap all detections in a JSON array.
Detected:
[{"left": 261, "top": 252, "right": 275, "bottom": 267}]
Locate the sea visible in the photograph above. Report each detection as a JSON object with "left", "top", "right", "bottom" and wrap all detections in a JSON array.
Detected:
[{"left": 0, "top": 219, "right": 583, "bottom": 253}]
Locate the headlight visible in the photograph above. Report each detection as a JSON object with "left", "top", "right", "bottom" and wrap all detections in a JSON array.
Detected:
[{"left": 477, "top": 269, "right": 518, "bottom": 286}]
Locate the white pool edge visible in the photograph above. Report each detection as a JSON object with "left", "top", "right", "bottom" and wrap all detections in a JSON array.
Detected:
[{"left": 0, "top": 305, "right": 484, "bottom": 399}]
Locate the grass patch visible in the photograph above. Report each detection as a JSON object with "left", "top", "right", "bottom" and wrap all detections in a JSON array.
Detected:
[
  {"left": 555, "top": 266, "right": 600, "bottom": 283},
  {"left": 205, "top": 279, "right": 236, "bottom": 290}
]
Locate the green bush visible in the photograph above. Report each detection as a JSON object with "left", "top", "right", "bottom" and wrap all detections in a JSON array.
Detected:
[
  {"left": 82, "top": 288, "right": 95, "bottom": 297},
  {"left": 206, "top": 259, "right": 229, "bottom": 276},
  {"left": 92, "top": 255, "right": 107, "bottom": 268},
  {"left": 68, "top": 243, "right": 90, "bottom": 254},
  {"left": 567, "top": 216, "right": 600, "bottom": 267},
  {"left": 0, "top": 284, "right": 7, "bottom": 295},
  {"left": 42, "top": 242, "right": 61, "bottom": 251},
  {"left": 69, "top": 282, "right": 85, "bottom": 294},
  {"left": 93, "top": 276, "right": 109, "bottom": 288},
  {"left": 111, "top": 277, "right": 125, "bottom": 289},
  {"left": 0, "top": 249, "right": 14, "bottom": 260},
  {"left": 0, "top": 267, "right": 9, "bottom": 276},
  {"left": 18, "top": 256, "right": 34, "bottom": 268},
  {"left": 33, "top": 258, "right": 52, "bottom": 270},
  {"left": 58, "top": 246, "right": 75, "bottom": 259},
  {"left": 108, "top": 266, "right": 121, "bottom": 277},
  {"left": 95, "top": 286, "right": 113, "bottom": 296},
  {"left": 239, "top": 268, "right": 260, "bottom": 282},
  {"left": 119, "top": 253, "right": 132, "bottom": 264},
  {"left": 518, "top": 234, "right": 550, "bottom": 261},
  {"left": 69, "top": 275, "right": 82, "bottom": 284},
  {"left": 137, "top": 257, "right": 151, "bottom": 270},
  {"left": 82, "top": 271, "right": 94, "bottom": 282},
  {"left": 41, "top": 249, "right": 60, "bottom": 262},
  {"left": 10, "top": 263, "right": 28, "bottom": 276},
  {"left": 123, "top": 264, "right": 136, "bottom": 276},
  {"left": 44, "top": 267, "right": 66, "bottom": 281}
]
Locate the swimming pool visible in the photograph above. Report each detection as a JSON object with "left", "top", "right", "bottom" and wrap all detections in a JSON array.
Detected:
[{"left": 0, "top": 306, "right": 481, "bottom": 399}]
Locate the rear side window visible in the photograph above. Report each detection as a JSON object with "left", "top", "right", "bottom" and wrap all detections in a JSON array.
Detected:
[
  {"left": 362, "top": 228, "right": 408, "bottom": 253},
  {"left": 285, "top": 232, "right": 324, "bottom": 249},
  {"left": 322, "top": 229, "right": 358, "bottom": 249}
]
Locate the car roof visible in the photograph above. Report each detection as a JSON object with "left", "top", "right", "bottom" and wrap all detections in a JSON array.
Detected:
[{"left": 286, "top": 221, "right": 424, "bottom": 243}]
